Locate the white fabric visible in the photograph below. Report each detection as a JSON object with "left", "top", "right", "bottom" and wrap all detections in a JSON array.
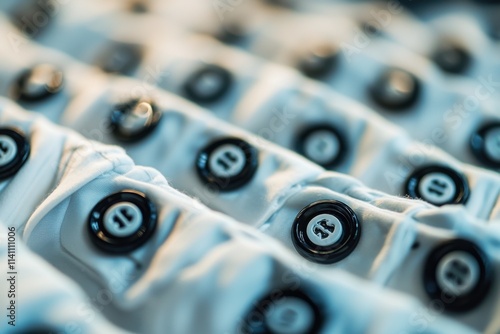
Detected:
[
  {"left": 142, "top": 0, "right": 500, "bottom": 169},
  {"left": 0, "top": 226, "right": 131, "bottom": 333},
  {"left": 0, "top": 100, "right": 476, "bottom": 334},
  {"left": 0, "top": 16, "right": 499, "bottom": 222}
]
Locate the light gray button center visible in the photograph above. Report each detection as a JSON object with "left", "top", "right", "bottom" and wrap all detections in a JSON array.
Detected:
[
  {"left": 265, "top": 297, "right": 314, "bottom": 334},
  {"left": 418, "top": 172, "right": 456, "bottom": 205},
  {"left": 0, "top": 135, "right": 17, "bottom": 167},
  {"left": 304, "top": 130, "right": 340, "bottom": 165},
  {"left": 306, "top": 213, "right": 343, "bottom": 247},
  {"left": 484, "top": 127, "right": 500, "bottom": 162},
  {"left": 193, "top": 72, "right": 223, "bottom": 97},
  {"left": 209, "top": 144, "right": 246, "bottom": 178},
  {"left": 436, "top": 251, "right": 480, "bottom": 297},
  {"left": 103, "top": 202, "right": 143, "bottom": 238}
]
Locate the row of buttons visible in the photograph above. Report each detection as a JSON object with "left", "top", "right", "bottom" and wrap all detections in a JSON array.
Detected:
[
  {"left": 5, "top": 63, "right": 479, "bottom": 207},
  {"left": 164, "top": 63, "right": 500, "bottom": 171},
  {"left": 6, "top": 68, "right": 474, "bottom": 209},
  {"left": 213, "top": 16, "right": 471, "bottom": 76},
  {"left": 87, "top": 189, "right": 491, "bottom": 314},
  {"left": 86, "top": 189, "right": 324, "bottom": 333},
  {"left": 197, "top": 136, "right": 471, "bottom": 208},
  {"left": 12, "top": 63, "right": 500, "bottom": 170},
  {"left": 0, "top": 118, "right": 486, "bottom": 331}
]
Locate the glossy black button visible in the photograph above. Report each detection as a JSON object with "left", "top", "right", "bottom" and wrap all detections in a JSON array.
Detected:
[
  {"left": 196, "top": 137, "right": 258, "bottom": 192},
  {"left": 423, "top": 239, "right": 492, "bottom": 312},
  {"left": 88, "top": 190, "right": 157, "bottom": 253},
  {"left": 295, "top": 125, "right": 346, "bottom": 169},
  {"left": 0, "top": 128, "right": 30, "bottom": 181},
  {"left": 404, "top": 165, "right": 469, "bottom": 206},
  {"left": 297, "top": 45, "right": 338, "bottom": 79},
  {"left": 109, "top": 99, "right": 162, "bottom": 142},
  {"left": 432, "top": 42, "right": 471, "bottom": 74},
  {"left": 183, "top": 65, "right": 233, "bottom": 104},
  {"left": 13, "top": 64, "right": 64, "bottom": 102},
  {"left": 95, "top": 42, "right": 143, "bottom": 75},
  {"left": 292, "top": 200, "right": 360, "bottom": 264},
  {"left": 370, "top": 68, "right": 420, "bottom": 111},
  {"left": 470, "top": 122, "right": 500, "bottom": 168},
  {"left": 242, "top": 289, "right": 323, "bottom": 334}
]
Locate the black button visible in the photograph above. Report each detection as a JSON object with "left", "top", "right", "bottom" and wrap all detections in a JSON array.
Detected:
[
  {"left": 370, "top": 68, "right": 420, "bottom": 111},
  {"left": 295, "top": 125, "right": 346, "bottom": 169},
  {"left": 0, "top": 128, "right": 30, "bottom": 181},
  {"left": 470, "top": 122, "right": 500, "bottom": 168},
  {"left": 423, "top": 239, "right": 492, "bottom": 312},
  {"left": 404, "top": 165, "right": 469, "bottom": 206},
  {"left": 241, "top": 289, "right": 323, "bottom": 334},
  {"left": 292, "top": 200, "right": 361, "bottom": 264},
  {"left": 217, "top": 23, "right": 247, "bottom": 44},
  {"left": 183, "top": 65, "right": 233, "bottom": 104},
  {"left": 432, "top": 42, "right": 471, "bottom": 74},
  {"left": 13, "top": 64, "right": 64, "bottom": 102},
  {"left": 360, "top": 20, "right": 382, "bottom": 37},
  {"left": 95, "top": 42, "right": 143, "bottom": 75},
  {"left": 297, "top": 45, "right": 338, "bottom": 79},
  {"left": 109, "top": 99, "right": 162, "bottom": 142},
  {"left": 263, "top": 0, "right": 296, "bottom": 9},
  {"left": 196, "top": 137, "right": 258, "bottom": 192},
  {"left": 128, "top": 0, "right": 148, "bottom": 13},
  {"left": 9, "top": 1, "right": 54, "bottom": 39},
  {"left": 88, "top": 190, "right": 157, "bottom": 253}
]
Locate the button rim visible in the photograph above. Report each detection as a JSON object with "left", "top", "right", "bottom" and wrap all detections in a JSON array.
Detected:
[
  {"left": 241, "top": 288, "right": 324, "bottom": 334},
  {"left": 423, "top": 239, "right": 492, "bottom": 312},
  {"left": 296, "top": 124, "right": 347, "bottom": 169},
  {"left": 432, "top": 42, "right": 471, "bottom": 75},
  {"left": 183, "top": 64, "right": 233, "bottom": 104},
  {"left": 88, "top": 190, "right": 157, "bottom": 253},
  {"left": 95, "top": 42, "right": 143, "bottom": 75},
  {"left": 292, "top": 200, "right": 361, "bottom": 264},
  {"left": 196, "top": 137, "right": 258, "bottom": 192},
  {"left": 470, "top": 121, "right": 500, "bottom": 168},
  {"left": 13, "top": 64, "right": 64, "bottom": 102},
  {"left": 297, "top": 45, "right": 338, "bottom": 79},
  {"left": 0, "top": 128, "right": 30, "bottom": 181},
  {"left": 369, "top": 67, "right": 421, "bottom": 111},
  {"left": 109, "top": 99, "right": 162, "bottom": 142},
  {"left": 404, "top": 165, "right": 469, "bottom": 206}
]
